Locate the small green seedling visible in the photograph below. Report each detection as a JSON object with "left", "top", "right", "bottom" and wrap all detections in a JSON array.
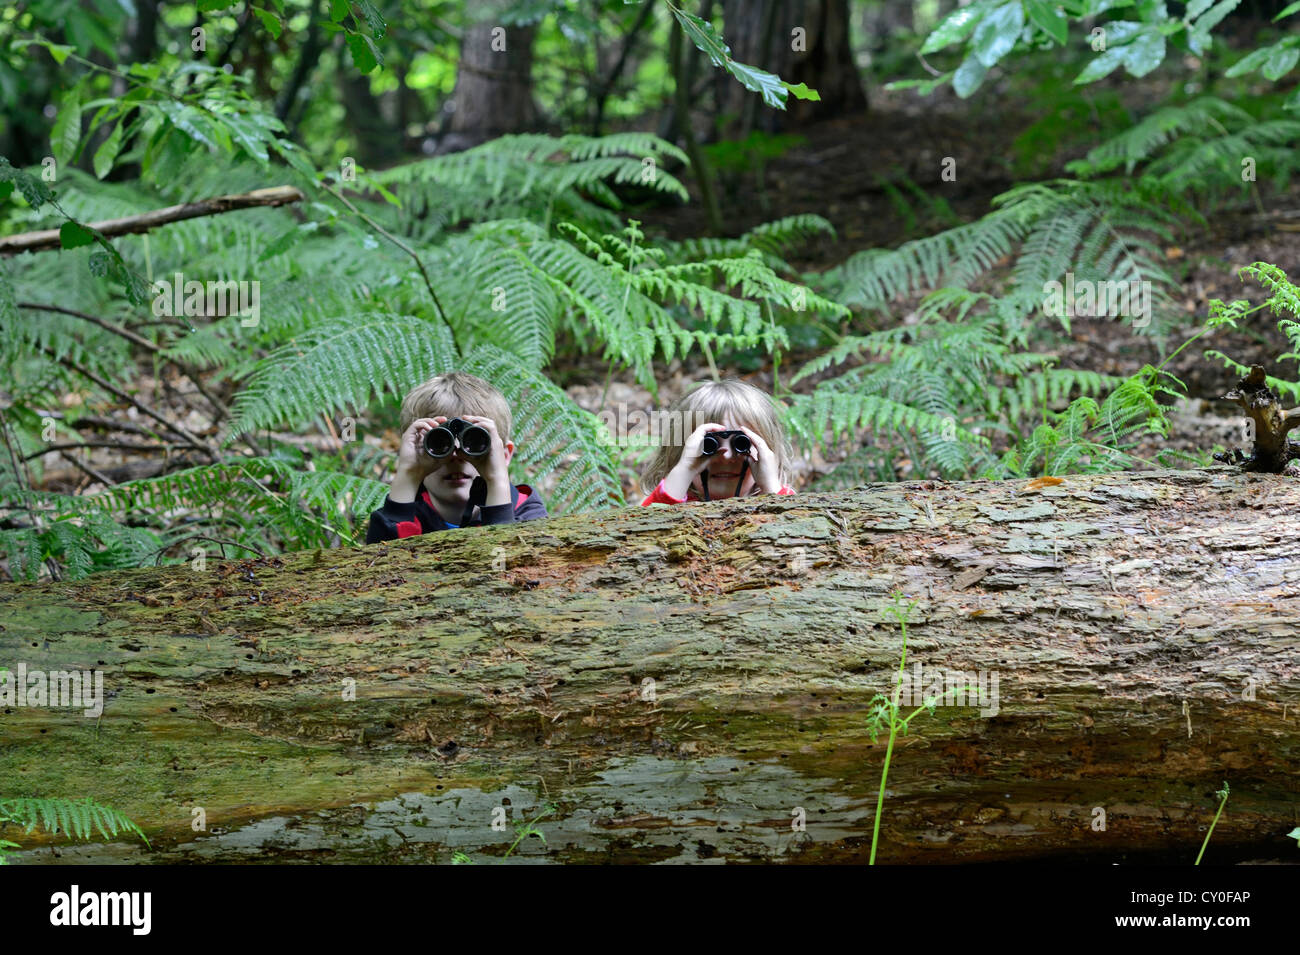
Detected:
[
  {"left": 1194, "top": 781, "right": 1230, "bottom": 865},
  {"left": 866, "top": 592, "right": 976, "bottom": 865},
  {"left": 451, "top": 801, "right": 558, "bottom": 865}
]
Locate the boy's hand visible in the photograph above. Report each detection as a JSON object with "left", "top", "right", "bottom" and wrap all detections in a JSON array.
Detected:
[
  {"left": 736, "top": 425, "right": 782, "bottom": 494},
  {"left": 663, "top": 421, "right": 726, "bottom": 499},
  {"left": 390, "top": 416, "right": 446, "bottom": 502},
  {"left": 458, "top": 415, "right": 513, "bottom": 506}
]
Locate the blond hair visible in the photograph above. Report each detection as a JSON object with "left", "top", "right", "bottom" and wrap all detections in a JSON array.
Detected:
[
  {"left": 641, "top": 378, "right": 792, "bottom": 494},
  {"left": 399, "top": 371, "right": 512, "bottom": 442}
]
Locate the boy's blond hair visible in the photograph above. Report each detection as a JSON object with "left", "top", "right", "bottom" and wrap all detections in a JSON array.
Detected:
[
  {"left": 400, "top": 372, "right": 512, "bottom": 442},
  {"left": 641, "top": 378, "right": 793, "bottom": 494}
]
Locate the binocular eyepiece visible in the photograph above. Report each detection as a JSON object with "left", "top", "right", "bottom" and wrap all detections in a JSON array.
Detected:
[
  {"left": 700, "top": 430, "right": 752, "bottom": 456},
  {"left": 423, "top": 418, "right": 492, "bottom": 458}
]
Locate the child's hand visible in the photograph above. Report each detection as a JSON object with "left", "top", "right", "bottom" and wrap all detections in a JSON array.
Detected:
[
  {"left": 458, "top": 415, "right": 513, "bottom": 506},
  {"left": 391, "top": 416, "right": 446, "bottom": 502},
  {"left": 736, "top": 425, "right": 782, "bottom": 494},
  {"left": 662, "top": 421, "right": 726, "bottom": 499}
]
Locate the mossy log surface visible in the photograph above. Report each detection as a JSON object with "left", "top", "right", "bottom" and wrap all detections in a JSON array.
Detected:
[{"left": 2, "top": 467, "right": 1297, "bottom": 864}]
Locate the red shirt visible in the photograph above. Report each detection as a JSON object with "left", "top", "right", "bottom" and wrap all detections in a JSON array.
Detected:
[{"left": 640, "top": 480, "right": 795, "bottom": 505}]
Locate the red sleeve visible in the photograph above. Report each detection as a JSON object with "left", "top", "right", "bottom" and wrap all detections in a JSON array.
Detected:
[{"left": 640, "top": 481, "right": 686, "bottom": 505}]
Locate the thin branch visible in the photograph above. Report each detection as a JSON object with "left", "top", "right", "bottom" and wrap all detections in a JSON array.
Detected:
[
  {"left": 18, "top": 301, "right": 161, "bottom": 352},
  {"left": 153, "top": 534, "right": 265, "bottom": 564},
  {"left": 35, "top": 343, "right": 216, "bottom": 457},
  {"left": 0, "top": 186, "right": 305, "bottom": 256},
  {"left": 58, "top": 449, "right": 117, "bottom": 487},
  {"left": 320, "top": 181, "right": 448, "bottom": 323},
  {"left": 23, "top": 441, "right": 183, "bottom": 460},
  {"left": 67, "top": 415, "right": 164, "bottom": 440}
]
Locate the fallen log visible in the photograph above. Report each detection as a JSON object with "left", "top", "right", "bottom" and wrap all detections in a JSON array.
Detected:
[{"left": 1, "top": 466, "right": 1297, "bottom": 864}]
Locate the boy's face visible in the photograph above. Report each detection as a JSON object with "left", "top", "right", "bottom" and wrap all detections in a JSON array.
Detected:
[{"left": 422, "top": 416, "right": 514, "bottom": 509}]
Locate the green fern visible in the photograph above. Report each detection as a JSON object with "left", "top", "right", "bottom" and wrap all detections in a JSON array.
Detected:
[
  {"left": 370, "top": 133, "right": 689, "bottom": 236},
  {"left": 1206, "top": 262, "right": 1300, "bottom": 401},
  {"left": 228, "top": 313, "right": 458, "bottom": 439},
  {"left": 987, "top": 366, "right": 1174, "bottom": 478},
  {"left": 0, "top": 796, "right": 149, "bottom": 862}
]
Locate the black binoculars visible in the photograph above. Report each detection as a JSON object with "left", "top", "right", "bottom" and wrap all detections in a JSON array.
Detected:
[
  {"left": 423, "top": 418, "right": 492, "bottom": 458},
  {"left": 701, "top": 430, "right": 752, "bottom": 456}
]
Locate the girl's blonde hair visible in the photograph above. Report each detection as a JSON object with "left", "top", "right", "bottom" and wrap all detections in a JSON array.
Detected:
[{"left": 641, "top": 378, "right": 793, "bottom": 494}]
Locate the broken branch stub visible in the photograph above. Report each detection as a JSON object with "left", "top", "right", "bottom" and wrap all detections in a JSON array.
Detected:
[{"left": 1214, "top": 364, "right": 1300, "bottom": 473}]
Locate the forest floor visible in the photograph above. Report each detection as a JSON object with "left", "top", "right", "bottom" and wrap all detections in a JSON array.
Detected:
[{"left": 561, "top": 81, "right": 1300, "bottom": 499}]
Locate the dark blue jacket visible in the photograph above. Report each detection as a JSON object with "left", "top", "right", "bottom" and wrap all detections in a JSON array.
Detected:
[{"left": 366, "top": 477, "right": 546, "bottom": 543}]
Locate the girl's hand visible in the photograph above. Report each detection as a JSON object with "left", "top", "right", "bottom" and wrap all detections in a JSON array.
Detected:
[
  {"left": 736, "top": 425, "right": 782, "bottom": 494},
  {"left": 662, "top": 421, "right": 726, "bottom": 499}
]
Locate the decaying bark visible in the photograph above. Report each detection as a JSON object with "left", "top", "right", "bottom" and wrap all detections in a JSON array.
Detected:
[
  {"left": 1215, "top": 365, "right": 1300, "bottom": 473},
  {"left": 1, "top": 467, "right": 1297, "bottom": 864}
]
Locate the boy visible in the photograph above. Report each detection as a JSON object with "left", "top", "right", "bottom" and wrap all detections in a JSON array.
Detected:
[{"left": 366, "top": 372, "right": 547, "bottom": 543}]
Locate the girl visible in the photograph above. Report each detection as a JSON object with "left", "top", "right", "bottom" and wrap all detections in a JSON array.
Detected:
[{"left": 641, "top": 379, "right": 796, "bottom": 504}]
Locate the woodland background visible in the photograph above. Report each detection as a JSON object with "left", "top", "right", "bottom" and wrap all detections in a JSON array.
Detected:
[{"left": 3, "top": 0, "right": 1300, "bottom": 579}]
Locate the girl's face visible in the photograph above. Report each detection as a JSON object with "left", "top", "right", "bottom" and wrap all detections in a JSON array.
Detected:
[{"left": 696, "top": 419, "right": 757, "bottom": 499}]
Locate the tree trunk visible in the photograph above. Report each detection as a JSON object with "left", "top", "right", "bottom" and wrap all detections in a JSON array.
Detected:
[
  {"left": 437, "top": 20, "right": 541, "bottom": 154},
  {"left": 2, "top": 467, "right": 1297, "bottom": 864},
  {"left": 720, "top": 0, "right": 867, "bottom": 133}
]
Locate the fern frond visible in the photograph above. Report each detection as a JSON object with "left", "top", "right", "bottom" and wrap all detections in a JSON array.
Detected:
[
  {"left": 462, "top": 345, "right": 623, "bottom": 512},
  {"left": 228, "top": 314, "right": 458, "bottom": 438},
  {"left": 0, "top": 797, "right": 148, "bottom": 846}
]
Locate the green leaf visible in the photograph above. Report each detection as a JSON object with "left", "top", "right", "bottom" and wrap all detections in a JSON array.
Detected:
[
  {"left": 1025, "top": 0, "right": 1068, "bottom": 44},
  {"left": 357, "top": 0, "right": 387, "bottom": 37},
  {"left": 671, "top": 8, "right": 792, "bottom": 109},
  {"left": 20, "top": 37, "right": 75, "bottom": 64},
  {"left": 1075, "top": 46, "right": 1125, "bottom": 83},
  {"left": 252, "top": 7, "right": 282, "bottom": 39},
  {"left": 92, "top": 119, "right": 124, "bottom": 178},
  {"left": 671, "top": 8, "right": 730, "bottom": 67},
  {"left": 920, "top": 3, "right": 989, "bottom": 54},
  {"left": 1187, "top": 0, "right": 1240, "bottom": 55},
  {"left": 0, "top": 182, "right": 12, "bottom": 201},
  {"left": 329, "top": 0, "right": 350, "bottom": 22},
  {"left": 224, "top": 114, "right": 271, "bottom": 164},
  {"left": 258, "top": 221, "right": 320, "bottom": 261},
  {"left": 972, "top": 1, "right": 1026, "bottom": 68},
  {"left": 1275, "top": 0, "right": 1300, "bottom": 19},
  {"left": 51, "top": 86, "right": 83, "bottom": 168},
  {"left": 1121, "top": 29, "right": 1166, "bottom": 77},
  {"left": 1263, "top": 45, "right": 1299, "bottom": 81},
  {"left": 1287, "top": 826, "right": 1300, "bottom": 844},
  {"left": 59, "top": 221, "right": 96, "bottom": 250},
  {"left": 725, "top": 60, "right": 789, "bottom": 108},
  {"left": 953, "top": 53, "right": 990, "bottom": 97},
  {"left": 346, "top": 33, "right": 380, "bottom": 73},
  {"left": 198, "top": 0, "right": 234, "bottom": 10},
  {"left": 783, "top": 81, "right": 821, "bottom": 102},
  {"left": 1225, "top": 44, "right": 1278, "bottom": 77}
]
